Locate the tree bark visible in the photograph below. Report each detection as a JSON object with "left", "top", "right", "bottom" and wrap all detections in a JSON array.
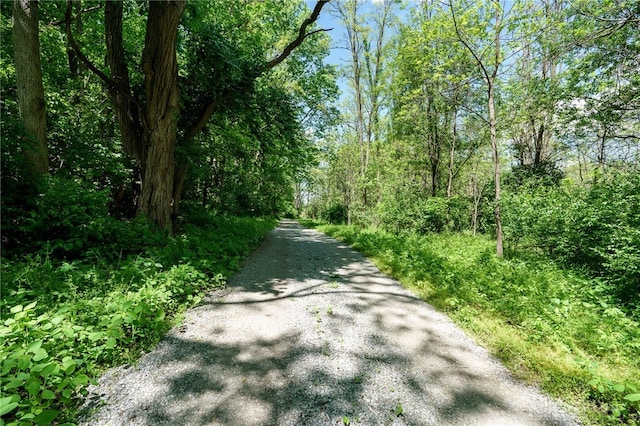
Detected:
[
  {"left": 488, "top": 82, "right": 503, "bottom": 257},
  {"left": 137, "top": 0, "right": 186, "bottom": 230},
  {"left": 69, "top": 0, "right": 329, "bottom": 230},
  {"left": 488, "top": 1, "right": 503, "bottom": 258},
  {"left": 105, "top": 0, "right": 144, "bottom": 167},
  {"left": 13, "top": 0, "right": 48, "bottom": 178}
]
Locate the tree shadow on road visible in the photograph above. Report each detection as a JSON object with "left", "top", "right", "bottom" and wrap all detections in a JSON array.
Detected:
[{"left": 82, "top": 220, "right": 576, "bottom": 426}]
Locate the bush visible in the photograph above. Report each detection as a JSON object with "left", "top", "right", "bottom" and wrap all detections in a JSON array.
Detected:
[
  {"left": 377, "top": 194, "right": 471, "bottom": 234},
  {"left": 321, "top": 204, "right": 348, "bottom": 224},
  {"left": 502, "top": 171, "right": 640, "bottom": 304},
  {"left": 0, "top": 213, "right": 277, "bottom": 424}
]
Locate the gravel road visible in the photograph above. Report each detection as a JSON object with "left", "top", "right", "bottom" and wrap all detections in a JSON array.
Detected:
[{"left": 81, "top": 220, "right": 580, "bottom": 426}]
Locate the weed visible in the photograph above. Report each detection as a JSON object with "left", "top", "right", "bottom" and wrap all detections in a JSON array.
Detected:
[{"left": 321, "top": 342, "right": 331, "bottom": 356}]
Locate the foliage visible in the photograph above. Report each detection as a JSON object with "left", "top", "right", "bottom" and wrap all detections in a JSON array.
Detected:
[
  {"left": 504, "top": 161, "right": 565, "bottom": 189},
  {"left": 3, "top": 177, "right": 125, "bottom": 259},
  {"left": 317, "top": 224, "right": 640, "bottom": 424},
  {"left": 0, "top": 213, "right": 276, "bottom": 425},
  {"left": 502, "top": 171, "right": 640, "bottom": 305},
  {"left": 321, "top": 204, "right": 348, "bottom": 224}
]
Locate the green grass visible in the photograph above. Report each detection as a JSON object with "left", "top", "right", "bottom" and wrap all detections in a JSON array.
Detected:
[
  {"left": 315, "top": 223, "right": 640, "bottom": 425},
  {"left": 0, "top": 215, "right": 277, "bottom": 425}
]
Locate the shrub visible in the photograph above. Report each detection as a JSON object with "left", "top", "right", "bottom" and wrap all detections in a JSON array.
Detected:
[
  {"left": 0, "top": 214, "right": 276, "bottom": 424},
  {"left": 502, "top": 171, "right": 640, "bottom": 305},
  {"left": 321, "top": 204, "right": 348, "bottom": 224}
]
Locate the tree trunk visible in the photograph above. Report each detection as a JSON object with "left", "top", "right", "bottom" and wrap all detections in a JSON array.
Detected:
[
  {"left": 72, "top": 0, "right": 327, "bottom": 230},
  {"left": 137, "top": 0, "right": 185, "bottom": 230},
  {"left": 447, "top": 109, "right": 457, "bottom": 198},
  {"left": 105, "top": 0, "right": 144, "bottom": 167},
  {"left": 13, "top": 0, "right": 48, "bottom": 178},
  {"left": 488, "top": 82, "right": 503, "bottom": 257}
]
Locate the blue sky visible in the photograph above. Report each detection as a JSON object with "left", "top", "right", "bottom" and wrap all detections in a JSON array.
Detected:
[{"left": 304, "top": 0, "right": 411, "bottom": 101}]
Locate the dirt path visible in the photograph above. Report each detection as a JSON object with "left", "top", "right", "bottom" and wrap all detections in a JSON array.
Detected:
[{"left": 81, "top": 220, "right": 579, "bottom": 425}]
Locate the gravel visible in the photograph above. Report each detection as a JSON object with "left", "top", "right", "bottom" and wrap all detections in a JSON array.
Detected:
[{"left": 80, "top": 220, "right": 581, "bottom": 426}]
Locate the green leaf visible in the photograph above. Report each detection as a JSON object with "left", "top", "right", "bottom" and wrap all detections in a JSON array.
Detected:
[
  {"left": 33, "top": 348, "right": 48, "bottom": 362},
  {"left": 40, "top": 362, "right": 59, "bottom": 378},
  {"left": 0, "top": 396, "right": 19, "bottom": 416},
  {"left": 73, "top": 374, "right": 89, "bottom": 386},
  {"left": 612, "top": 383, "right": 625, "bottom": 392},
  {"left": 10, "top": 305, "right": 23, "bottom": 314},
  {"left": 624, "top": 393, "right": 640, "bottom": 402},
  {"left": 27, "top": 340, "right": 43, "bottom": 354},
  {"left": 88, "top": 332, "right": 104, "bottom": 342},
  {"left": 41, "top": 389, "right": 56, "bottom": 399},
  {"left": 4, "top": 378, "right": 24, "bottom": 390},
  {"left": 105, "top": 337, "right": 117, "bottom": 349},
  {"left": 33, "top": 409, "right": 59, "bottom": 425},
  {"left": 395, "top": 402, "right": 404, "bottom": 416},
  {"left": 26, "top": 379, "right": 40, "bottom": 397}
]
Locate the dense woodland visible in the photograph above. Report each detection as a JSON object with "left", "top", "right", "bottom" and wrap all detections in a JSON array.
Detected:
[{"left": 1, "top": 0, "right": 639, "bottom": 424}]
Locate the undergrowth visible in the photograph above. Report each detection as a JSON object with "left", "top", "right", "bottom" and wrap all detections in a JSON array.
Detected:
[
  {"left": 313, "top": 222, "right": 640, "bottom": 425},
  {"left": 0, "top": 213, "right": 277, "bottom": 425}
]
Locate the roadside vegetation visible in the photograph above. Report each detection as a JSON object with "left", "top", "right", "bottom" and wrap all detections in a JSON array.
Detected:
[
  {"left": 3, "top": 0, "right": 639, "bottom": 424},
  {"left": 300, "top": 217, "right": 639, "bottom": 425},
  {"left": 299, "top": 1, "right": 639, "bottom": 424},
  {"left": 1, "top": 201, "right": 276, "bottom": 425}
]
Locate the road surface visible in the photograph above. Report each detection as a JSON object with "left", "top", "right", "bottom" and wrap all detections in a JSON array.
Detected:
[{"left": 81, "top": 220, "right": 579, "bottom": 425}]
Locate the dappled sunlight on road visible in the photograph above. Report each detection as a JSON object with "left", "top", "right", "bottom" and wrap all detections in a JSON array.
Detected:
[{"left": 81, "top": 220, "right": 579, "bottom": 426}]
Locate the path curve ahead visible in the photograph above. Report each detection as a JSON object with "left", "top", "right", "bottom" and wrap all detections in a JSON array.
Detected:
[{"left": 82, "top": 220, "right": 579, "bottom": 426}]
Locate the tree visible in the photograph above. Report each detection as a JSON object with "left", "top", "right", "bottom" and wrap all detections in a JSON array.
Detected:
[
  {"left": 12, "top": 0, "right": 48, "bottom": 179},
  {"left": 558, "top": 0, "right": 640, "bottom": 175},
  {"left": 391, "top": 3, "right": 479, "bottom": 200},
  {"left": 506, "top": 0, "right": 563, "bottom": 170},
  {"left": 332, "top": 0, "right": 396, "bottom": 209},
  {"left": 66, "top": 0, "right": 331, "bottom": 230},
  {"left": 450, "top": 0, "right": 506, "bottom": 257}
]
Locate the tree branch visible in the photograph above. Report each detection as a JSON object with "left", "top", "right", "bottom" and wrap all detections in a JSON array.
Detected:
[
  {"left": 265, "top": 0, "right": 331, "bottom": 70},
  {"left": 186, "top": 0, "right": 331, "bottom": 140},
  {"left": 65, "top": 1, "right": 140, "bottom": 109},
  {"left": 185, "top": 93, "right": 230, "bottom": 140},
  {"left": 65, "top": 3, "right": 116, "bottom": 91},
  {"left": 449, "top": 0, "right": 492, "bottom": 84},
  {"left": 51, "top": 3, "right": 101, "bottom": 26}
]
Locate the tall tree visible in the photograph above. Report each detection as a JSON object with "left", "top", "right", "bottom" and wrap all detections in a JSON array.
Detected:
[
  {"left": 559, "top": 0, "right": 640, "bottom": 175},
  {"left": 332, "top": 0, "right": 395, "bottom": 208},
  {"left": 450, "top": 0, "right": 506, "bottom": 257},
  {"left": 392, "top": 2, "right": 479, "bottom": 200},
  {"left": 12, "top": 0, "right": 48, "bottom": 179},
  {"left": 66, "top": 0, "right": 330, "bottom": 230}
]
